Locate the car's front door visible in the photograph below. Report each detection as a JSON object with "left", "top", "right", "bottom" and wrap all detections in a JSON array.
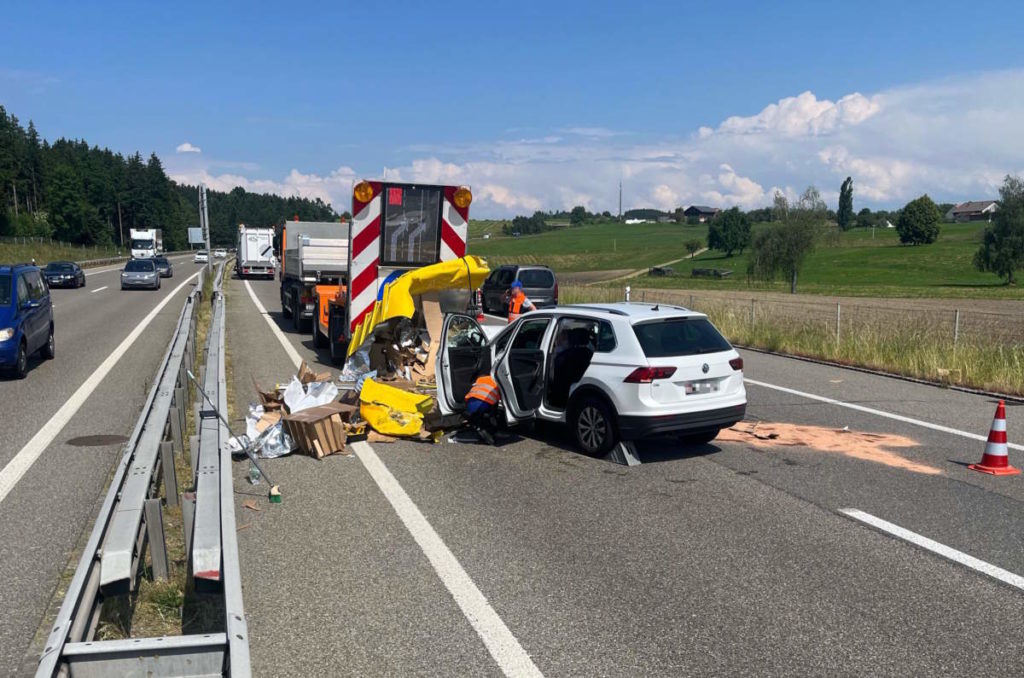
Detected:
[
  {"left": 437, "top": 313, "right": 490, "bottom": 412},
  {"left": 495, "top": 316, "right": 552, "bottom": 419}
]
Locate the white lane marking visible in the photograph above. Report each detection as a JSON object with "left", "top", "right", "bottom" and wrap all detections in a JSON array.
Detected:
[
  {"left": 243, "top": 281, "right": 304, "bottom": 367},
  {"left": 353, "top": 441, "right": 544, "bottom": 677},
  {"left": 841, "top": 509, "right": 1024, "bottom": 591},
  {"left": 89, "top": 286, "right": 108, "bottom": 294},
  {"left": 0, "top": 271, "right": 202, "bottom": 505},
  {"left": 744, "top": 378, "right": 1024, "bottom": 452},
  {"left": 243, "top": 280, "right": 543, "bottom": 678}
]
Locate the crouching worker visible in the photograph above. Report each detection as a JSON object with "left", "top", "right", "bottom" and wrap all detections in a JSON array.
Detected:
[{"left": 464, "top": 374, "right": 501, "bottom": 445}]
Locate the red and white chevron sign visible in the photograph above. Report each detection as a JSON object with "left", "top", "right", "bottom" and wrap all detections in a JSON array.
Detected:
[{"left": 348, "top": 182, "right": 470, "bottom": 333}]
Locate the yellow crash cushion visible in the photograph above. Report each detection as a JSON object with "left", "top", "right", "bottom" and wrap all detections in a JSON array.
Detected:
[
  {"left": 359, "top": 378, "right": 435, "bottom": 437},
  {"left": 348, "top": 256, "right": 489, "bottom": 356}
]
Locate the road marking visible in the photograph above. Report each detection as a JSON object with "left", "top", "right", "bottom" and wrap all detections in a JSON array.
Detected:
[
  {"left": 243, "top": 280, "right": 544, "bottom": 678},
  {"left": 0, "top": 271, "right": 202, "bottom": 505},
  {"left": 744, "top": 378, "right": 1024, "bottom": 452},
  {"left": 90, "top": 286, "right": 108, "bottom": 294},
  {"left": 243, "top": 281, "right": 304, "bottom": 367},
  {"left": 841, "top": 509, "right": 1024, "bottom": 591}
]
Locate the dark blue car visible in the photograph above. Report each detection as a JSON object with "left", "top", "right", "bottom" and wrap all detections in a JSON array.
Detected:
[{"left": 0, "top": 263, "right": 55, "bottom": 378}]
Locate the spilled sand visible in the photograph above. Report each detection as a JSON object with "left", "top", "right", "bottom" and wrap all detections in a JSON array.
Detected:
[{"left": 719, "top": 422, "right": 940, "bottom": 475}]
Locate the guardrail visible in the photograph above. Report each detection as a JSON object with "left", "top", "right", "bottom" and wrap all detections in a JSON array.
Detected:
[{"left": 37, "top": 262, "right": 251, "bottom": 677}]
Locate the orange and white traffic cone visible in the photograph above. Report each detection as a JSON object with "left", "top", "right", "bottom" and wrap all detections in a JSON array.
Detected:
[
  {"left": 969, "top": 400, "right": 1020, "bottom": 476},
  {"left": 475, "top": 289, "right": 485, "bottom": 322}
]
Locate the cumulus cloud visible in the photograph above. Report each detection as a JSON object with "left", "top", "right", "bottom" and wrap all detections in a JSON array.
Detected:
[
  {"left": 165, "top": 70, "right": 1024, "bottom": 217},
  {"left": 176, "top": 142, "right": 201, "bottom": 154}
]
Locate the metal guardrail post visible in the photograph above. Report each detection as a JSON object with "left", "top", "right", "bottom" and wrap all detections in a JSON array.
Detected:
[
  {"left": 161, "top": 440, "right": 178, "bottom": 508},
  {"left": 144, "top": 498, "right": 170, "bottom": 580}
]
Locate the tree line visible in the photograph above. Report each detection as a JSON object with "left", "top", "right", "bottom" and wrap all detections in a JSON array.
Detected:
[{"left": 0, "top": 106, "right": 338, "bottom": 251}]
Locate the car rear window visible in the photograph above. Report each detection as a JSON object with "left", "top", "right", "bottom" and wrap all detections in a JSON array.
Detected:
[
  {"left": 125, "top": 260, "right": 155, "bottom": 272},
  {"left": 517, "top": 269, "right": 554, "bottom": 287},
  {"left": 632, "top": 317, "right": 732, "bottom": 357},
  {"left": 0, "top": 275, "right": 10, "bottom": 305}
]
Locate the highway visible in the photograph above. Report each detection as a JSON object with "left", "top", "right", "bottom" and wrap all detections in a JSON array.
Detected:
[
  {"left": 0, "top": 255, "right": 205, "bottom": 674},
  {"left": 225, "top": 276, "right": 1024, "bottom": 677}
]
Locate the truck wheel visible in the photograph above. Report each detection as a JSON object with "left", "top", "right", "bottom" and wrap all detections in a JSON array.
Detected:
[
  {"left": 292, "top": 290, "right": 303, "bottom": 331},
  {"left": 281, "top": 288, "right": 292, "bottom": 319},
  {"left": 311, "top": 296, "right": 326, "bottom": 348}
]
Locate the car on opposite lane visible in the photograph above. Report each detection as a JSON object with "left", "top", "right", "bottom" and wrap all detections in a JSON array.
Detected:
[
  {"left": 435, "top": 302, "right": 746, "bottom": 455},
  {"left": 43, "top": 261, "right": 86, "bottom": 288},
  {"left": 213, "top": 248, "right": 227, "bottom": 259},
  {"left": 154, "top": 256, "right": 173, "bottom": 278},
  {"left": 194, "top": 250, "right": 209, "bottom": 263},
  {"left": 121, "top": 258, "right": 161, "bottom": 290},
  {"left": 0, "top": 263, "right": 55, "bottom": 378}
]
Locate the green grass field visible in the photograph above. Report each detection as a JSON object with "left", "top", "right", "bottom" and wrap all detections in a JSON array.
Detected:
[
  {"left": 469, "top": 219, "right": 708, "bottom": 273},
  {"left": 0, "top": 240, "right": 124, "bottom": 267}
]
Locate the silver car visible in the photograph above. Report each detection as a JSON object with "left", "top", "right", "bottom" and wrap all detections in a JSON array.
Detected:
[{"left": 121, "top": 259, "right": 161, "bottom": 290}]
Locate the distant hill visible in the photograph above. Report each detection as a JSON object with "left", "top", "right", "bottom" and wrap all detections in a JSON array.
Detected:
[
  {"left": 623, "top": 208, "right": 670, "bottom": 220},
  {"left": 0, "top": 105, "right": 338, "bottom": 249}
]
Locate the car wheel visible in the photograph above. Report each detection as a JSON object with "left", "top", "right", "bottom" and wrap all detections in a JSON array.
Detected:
[
  {"left": 570, "top": 396, "right": 617, "bottom": 456},
  {"left": 680, "top": 429, "right": 720, "bottom": 446},
  {"left": 13, "top": 342, "right": 28, "bottom": 379},
  {"left": 41, "top": 325, "right": 55, "bottom": 360},
  {"left": 80, "top": 276, "right": 86, "bottom": 288}
]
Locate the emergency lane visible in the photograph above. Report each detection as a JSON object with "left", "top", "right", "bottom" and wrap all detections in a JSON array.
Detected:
[
  {"left": 0, "top": 261, "right": 205, "bottom": 672},
  {"left": 229, "top": 276, "right": 1024, "bottom": 676}
]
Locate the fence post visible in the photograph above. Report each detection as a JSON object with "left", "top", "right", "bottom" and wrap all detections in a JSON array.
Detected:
[
  {"left": 953, "top": 309, "right": 960, "bottom": 346},
  {"left": 750, "top": 299, "right": 755, "bottom": 325},
  {"left": 625, "top": 286, "right": 630, "bottom": 302},
  {"left": 836, "top": 303, "right": 841, "bottom": 344},
  {"left": 689, "top": 294, "right": 694, "bottom": 309}
]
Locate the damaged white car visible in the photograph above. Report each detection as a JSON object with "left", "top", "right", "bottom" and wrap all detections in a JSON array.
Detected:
[{"left": 435, "top": 303, "right": 747, "bottom": 455}]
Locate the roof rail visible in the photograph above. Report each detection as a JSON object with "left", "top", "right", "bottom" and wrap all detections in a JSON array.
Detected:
[{"left": 560, "top": 304, "right": 630, "bottom": 316}]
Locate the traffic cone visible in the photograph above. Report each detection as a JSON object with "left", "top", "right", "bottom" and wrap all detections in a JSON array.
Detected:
[
  {"left": 474, "top": 289, "right": 485, "bottom": 322},
  {"left": 969, "top": 400, "right": 1020, "bottom": 476}
]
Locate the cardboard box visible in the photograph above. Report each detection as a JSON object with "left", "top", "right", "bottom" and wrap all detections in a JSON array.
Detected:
[
  {"left": 251, "top": 376, "right": 284, "bottom": 411},
  {"left": 282, "top": 402, "right": 356, "bottom": 459},
  {"left": 298, "top": 360, "right": 332, "bottom": 384}
]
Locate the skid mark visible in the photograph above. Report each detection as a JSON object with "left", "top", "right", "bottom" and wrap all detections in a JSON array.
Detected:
[{"left": 719, "top": 422, "right": 940, "bottom": 475}]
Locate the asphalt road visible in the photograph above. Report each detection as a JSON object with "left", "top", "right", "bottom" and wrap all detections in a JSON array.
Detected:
[
  {"left": 226, "top": 276, "right": 1024, "bottom": 677},
  {"left": 0, "top": 255, "right": 204, "bottom": 673}
]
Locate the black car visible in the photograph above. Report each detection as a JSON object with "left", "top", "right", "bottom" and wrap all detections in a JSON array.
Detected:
[
  {"left": 154, "top": 256, "right": 173, "bottom": 278},
  {"left": 480, "top": 264, "right": 558, "bottom": 315},
  {"left": 43, "top": 261, "right": 86, "bottom": 289}
]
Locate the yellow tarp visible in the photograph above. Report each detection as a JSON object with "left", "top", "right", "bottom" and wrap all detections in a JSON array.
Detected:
[
  {"left": 348, "top": 256, "right": 489, "bottom": 356},
  {"left": 359, "top": 378, "right": 435, "bottom": 437}
]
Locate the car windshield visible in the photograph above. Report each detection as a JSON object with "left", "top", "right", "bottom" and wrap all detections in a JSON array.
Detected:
[
  {"left": 125, "top": 260, "right": 155, "bottom": 272},
  {"left": 632, "top": 317, "right": 732, "bottom": 357},
  {"left": 0, "top": 274, "right": 10, "bottom": 305},
  {"left": 155, "top": 258, "right": 169, "bottom": 266},
  {"left": 131, "top": 239, "right": 154, "bottom": 249},
  {"left": 45, "top": 262, "right": 74, "bottom": 272},
  {"left": 197, "top": 250, "right": 208, "bottom": 255},
  {"left": 518, "top": 269, "right": 554, "bottom": 287}
]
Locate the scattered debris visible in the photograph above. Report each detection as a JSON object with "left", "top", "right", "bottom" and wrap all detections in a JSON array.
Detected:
[{"left": 242, "top": 499, "right": 262, "bottom": 512}]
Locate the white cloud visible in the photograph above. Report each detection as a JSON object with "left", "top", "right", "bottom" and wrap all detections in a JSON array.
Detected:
[
  {"left": 166, "top": 70, "right": 1024, "bottom": 217},
  {"left": 176, "top": 142, "right": 202, "bottom": 154}
]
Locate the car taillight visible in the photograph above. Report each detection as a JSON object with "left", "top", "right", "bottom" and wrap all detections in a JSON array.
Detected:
[
  {"left": 729, "top": 357, "right": 744, "bottom": 371},
  {"left": 624, "top": 366, "right": 677, "bottom": 383}
]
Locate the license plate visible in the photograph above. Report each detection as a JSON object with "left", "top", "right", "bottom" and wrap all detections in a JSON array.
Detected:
[{"left": 685, "top": 380, "right": 719, "bottom": 395}]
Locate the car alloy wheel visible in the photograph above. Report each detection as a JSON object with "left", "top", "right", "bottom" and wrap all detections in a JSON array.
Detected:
[
  {"left": 572, "top": 397, "right": 616, "bottom": 455},
  {"left": 42, "top": 327, "right": 55, "bottom": 360},
  {"left": 15, "top": 343, "right": 28, "bottom": 379}
]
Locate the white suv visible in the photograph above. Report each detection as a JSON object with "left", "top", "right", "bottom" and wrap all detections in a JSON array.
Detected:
[{"left": 436, "top": 303, "right": 747, "bottom": 454}]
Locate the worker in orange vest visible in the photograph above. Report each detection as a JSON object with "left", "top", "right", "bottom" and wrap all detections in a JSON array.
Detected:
[
  {"left": 464, "top": 373, "right": 501, "bottom": 445},
  {"left": 507, "top": 280, "right": 535, "bottom": 323}
]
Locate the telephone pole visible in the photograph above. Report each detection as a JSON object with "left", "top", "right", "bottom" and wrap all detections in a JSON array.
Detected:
[
  {"left": 199, "top": 184, "right": 212, "bottom": 271},
  {"left": 618, "top": 181, "right": 622, "bottom": 221}
]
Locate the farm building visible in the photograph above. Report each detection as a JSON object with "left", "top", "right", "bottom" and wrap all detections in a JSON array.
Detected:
[
  {"left": 683, "top": 205, "right": 721, "bottom": 222},
  {"left": 945, "top": 200, "right": 998, "bottom": 222}
]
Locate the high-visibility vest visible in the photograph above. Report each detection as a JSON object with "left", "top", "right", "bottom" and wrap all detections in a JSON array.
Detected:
[
  {"left": 508, "top": 294, "right": 532, "bottom": 322},
  {"left": 465, "top": 375, "right": 500, "bottom": 405}
]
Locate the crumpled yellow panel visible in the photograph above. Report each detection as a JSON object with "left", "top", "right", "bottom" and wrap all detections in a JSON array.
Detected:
[
  {"left": 359, "top": 378, "right": 435, "bottom": 437},
  {"left": 348, "top": 256, "right": 489, "bottom": 356}
]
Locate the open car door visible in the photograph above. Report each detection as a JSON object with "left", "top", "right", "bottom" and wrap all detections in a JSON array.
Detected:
[
  {"left": 436, "top": 314, "right": 491, "bottom": 414},
  {"left": 494, "top": 316, "right": 552, "bottom": 420}
]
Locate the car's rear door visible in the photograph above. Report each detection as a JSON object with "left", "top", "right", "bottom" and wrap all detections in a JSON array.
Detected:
[{"left": 494, "top": 316, "right": 552, "bottom": 419}]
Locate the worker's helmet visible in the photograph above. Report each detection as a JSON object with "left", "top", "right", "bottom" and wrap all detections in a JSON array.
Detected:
[{"left": 511, "top": 280, "right": 523, "bottom": 290}]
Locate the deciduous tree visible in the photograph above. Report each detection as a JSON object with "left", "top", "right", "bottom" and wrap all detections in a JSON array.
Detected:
[
  {"left": 896, "top": 195, "right": 941, "bottom": 245},
  {"left": 974, "top": 175, "right": 1024, "bottom": 285},
  {"left": 837, "top": 176, "right": 854, "bottom": 230},
  {"left": 706, "top": 207, "right": 751, "bottom": 257},
  {"left": 748, "top": 187, "right": 829, "bottom": 293}
]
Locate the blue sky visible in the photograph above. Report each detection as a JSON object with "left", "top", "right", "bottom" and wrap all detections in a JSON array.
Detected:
[{"left": 2, "top": 1, "right": 1023, "bottom": 216}]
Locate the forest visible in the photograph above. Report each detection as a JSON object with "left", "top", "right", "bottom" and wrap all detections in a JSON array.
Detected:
[{"left": 0, "top": 106, "right": 339, "bottom": 250}]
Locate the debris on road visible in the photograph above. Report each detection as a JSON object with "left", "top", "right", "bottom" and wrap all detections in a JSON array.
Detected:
[{"left": 242, "top": 499, "right": 262, "bottom": 512}]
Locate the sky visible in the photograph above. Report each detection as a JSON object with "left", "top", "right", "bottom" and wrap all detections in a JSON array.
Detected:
[{"left": 2, "top": 0, "right": 1023, "bottom": 217}]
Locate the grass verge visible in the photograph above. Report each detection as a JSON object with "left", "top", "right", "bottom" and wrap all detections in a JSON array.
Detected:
[
  {"left": 0, "top": 240, "right": 123, "bottom": 266},
  {"left": 561, "top": 284, "right": 1024, "bottom": 396}
]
